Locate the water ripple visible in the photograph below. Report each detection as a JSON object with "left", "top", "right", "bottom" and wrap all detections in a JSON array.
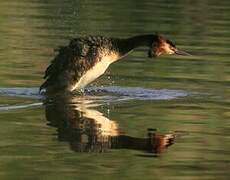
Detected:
[
  {"left": 0, "top": 86, "right": 189, "bottom": 111},
  {"left": 87, "top": 86, "right": 188, "bottom": 101},
  {"left": 0, "top": 86, "right": 188, "bottom": 101}
]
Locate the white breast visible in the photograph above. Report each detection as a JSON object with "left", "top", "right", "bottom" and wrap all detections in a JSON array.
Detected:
[{"left": 71, "top": 53, "right": 119, "bottom": 91}]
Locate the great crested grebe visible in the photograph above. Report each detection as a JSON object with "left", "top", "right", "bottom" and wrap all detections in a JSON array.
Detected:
[{"left": 40, "top": 34, "right": 191, "bottom": 93}]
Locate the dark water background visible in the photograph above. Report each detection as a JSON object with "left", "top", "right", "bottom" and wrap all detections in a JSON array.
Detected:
[{"left": 0, "top": 0, "right": 230, "bottom": 179}]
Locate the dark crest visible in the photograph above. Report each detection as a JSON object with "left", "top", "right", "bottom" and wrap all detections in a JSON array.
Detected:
[
  {"left": 148, "top": 33, "right": 162, "bottom": 58},
  {"left": 166, "top": 39, "right": 176, "bottom": 48}
]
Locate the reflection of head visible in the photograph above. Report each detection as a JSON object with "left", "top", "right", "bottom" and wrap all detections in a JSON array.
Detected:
[
  {"left": 149, "top": 133, "right": 175, "bottom": 153},
  {"left": 45, "top": 96, "right": 178, "bottom": 154}
]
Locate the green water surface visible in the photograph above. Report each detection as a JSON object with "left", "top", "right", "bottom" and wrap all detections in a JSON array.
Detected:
[{"left": 0, "top": 0, "right": 230, "bottom": 180}]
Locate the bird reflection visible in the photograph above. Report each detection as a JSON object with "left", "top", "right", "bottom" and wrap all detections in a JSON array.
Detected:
[{"left": 44, "top": 95, "right": 177, "bottom": 153}]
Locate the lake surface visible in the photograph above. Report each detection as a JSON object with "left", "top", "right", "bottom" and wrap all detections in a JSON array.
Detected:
[{"left": 0, "top": 0, "right": 230, "bottom": 179}]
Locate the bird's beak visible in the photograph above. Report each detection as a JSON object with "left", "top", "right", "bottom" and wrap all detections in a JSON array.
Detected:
[{"left": 174, "top": 49, "right": 192, "bottom": 56}]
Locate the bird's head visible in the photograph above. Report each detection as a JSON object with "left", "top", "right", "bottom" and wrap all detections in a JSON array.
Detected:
[{"left": 148, "top": 35, "right": 191, "bottom": 58}]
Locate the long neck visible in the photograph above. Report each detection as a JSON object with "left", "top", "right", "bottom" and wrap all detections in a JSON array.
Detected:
[{"left": 117, "top": 34, "right": 156, "bottom": 56}]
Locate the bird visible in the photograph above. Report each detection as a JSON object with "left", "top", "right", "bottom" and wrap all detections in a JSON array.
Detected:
[{"left": 40, "top": 34, "right": 191, "bottom": 94}]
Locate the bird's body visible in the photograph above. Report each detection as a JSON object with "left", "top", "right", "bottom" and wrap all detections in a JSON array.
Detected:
[
  {"left": 40, "top": 34, "right": 190, "bottom": 93},
  {"left": 71, "top": 51, "right": 119, "bottom": 90}
]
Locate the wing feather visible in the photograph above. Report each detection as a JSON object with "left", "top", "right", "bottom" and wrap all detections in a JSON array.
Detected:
[{"left": 40, "top": 38, "right": 99, "bottom": 93}]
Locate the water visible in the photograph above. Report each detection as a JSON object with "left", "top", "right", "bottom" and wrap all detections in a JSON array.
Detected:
[{"left": 0, "top": 0, "right": 230, "bottom": 179}]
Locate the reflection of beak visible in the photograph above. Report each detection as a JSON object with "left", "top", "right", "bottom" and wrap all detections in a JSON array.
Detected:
[{"left": 174, "top": 49, "right": 192, "bottom": 56}]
